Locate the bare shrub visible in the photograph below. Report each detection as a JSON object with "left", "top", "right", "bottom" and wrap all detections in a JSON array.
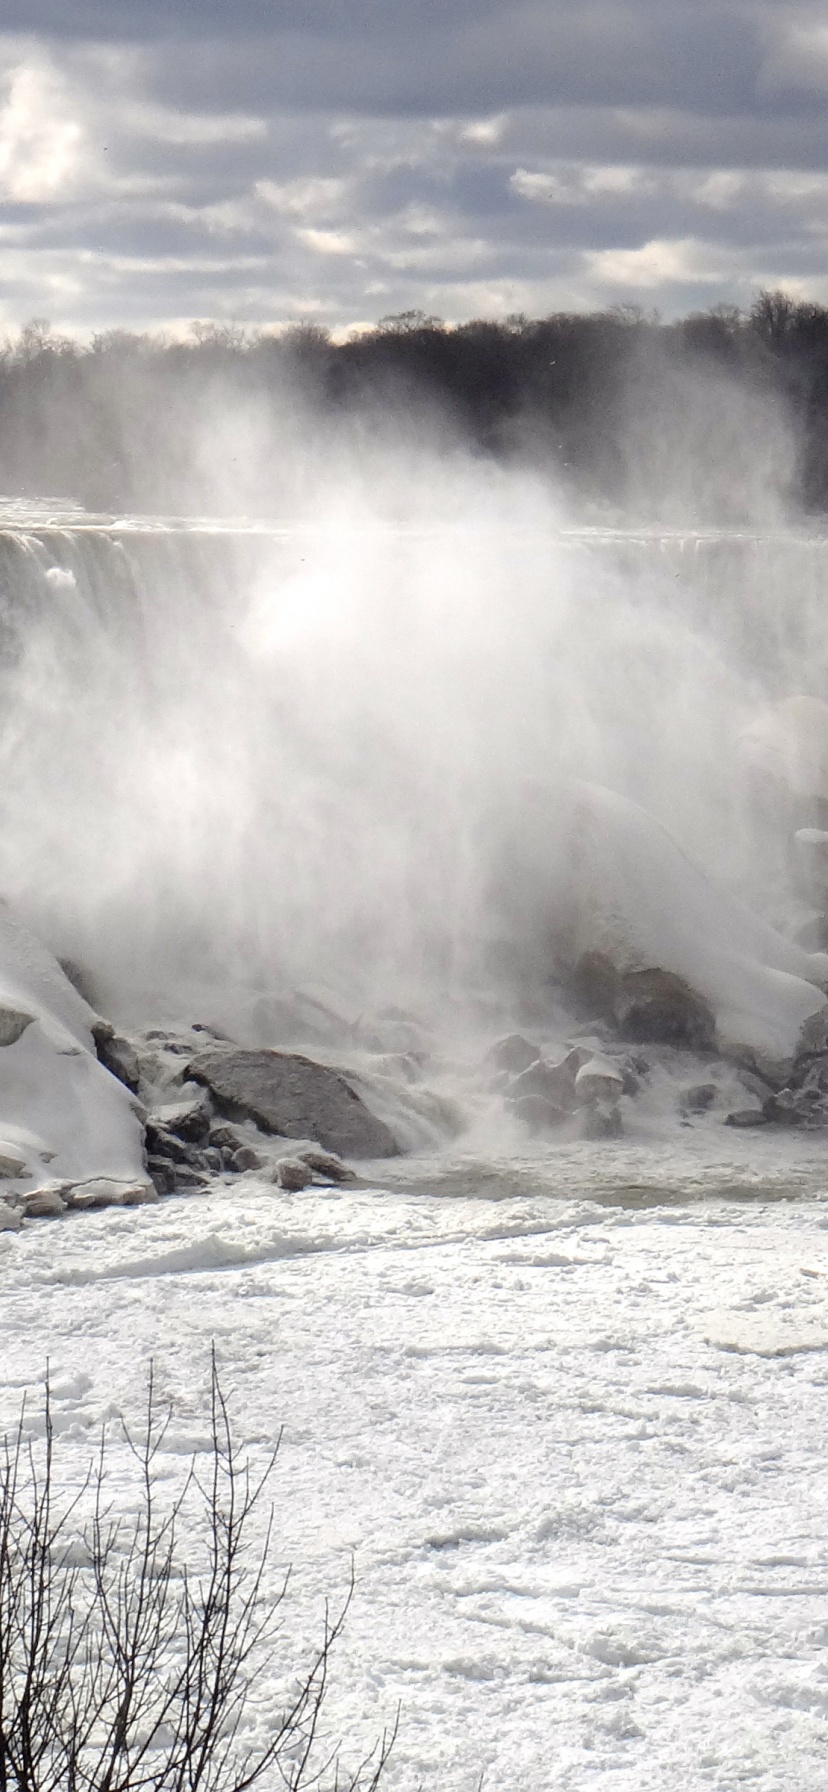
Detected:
[{"left": 0, "top": 1352, "right": 394, "bottom": 1791}]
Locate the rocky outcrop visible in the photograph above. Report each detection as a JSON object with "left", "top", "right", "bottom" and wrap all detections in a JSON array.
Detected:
[
  {"left": 573, "top": 954, "right": 716, "bottom": 1050},
  {"left": 187, "top": 1047, "right": 400, "bottom": 1159},
  {"left": 91, "top": 1020, "right": 141, "bottom": 1094}
]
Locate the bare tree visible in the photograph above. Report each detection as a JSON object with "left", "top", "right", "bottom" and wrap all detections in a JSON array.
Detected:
[{"left": 0, "top": 1353, "right": 395, "bottom": 1792}]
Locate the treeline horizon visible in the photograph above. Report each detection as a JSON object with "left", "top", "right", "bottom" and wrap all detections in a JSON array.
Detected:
[{"left": 3, "top": 289, "right": 828, "bottom": 519}]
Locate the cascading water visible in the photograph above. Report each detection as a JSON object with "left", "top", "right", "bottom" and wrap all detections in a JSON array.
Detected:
[
  {"left": 2, "top": 471, "right": 828, "bottom": 1178},
  {"left": 1, "top": 498, "right": 828, "bottom": 1046}
]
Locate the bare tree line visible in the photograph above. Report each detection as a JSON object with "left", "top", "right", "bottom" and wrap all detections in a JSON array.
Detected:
[{"left": 1, "top": 291, "right": 827, "bottom": 517}]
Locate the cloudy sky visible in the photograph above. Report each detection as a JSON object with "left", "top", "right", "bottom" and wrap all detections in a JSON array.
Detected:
[{"left": 1, "top": 1, "right": 827, "bottom": 335}]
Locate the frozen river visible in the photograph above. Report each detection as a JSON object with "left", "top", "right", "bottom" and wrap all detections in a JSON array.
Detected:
[{"left": 3, "top": 1143, "right": 828, "bottom": 1791}]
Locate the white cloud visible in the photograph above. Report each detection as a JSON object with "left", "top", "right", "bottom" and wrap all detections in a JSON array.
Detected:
[
  {"left": 458, "top": 114, "right": 508, "bottom": 146},
  {"left": 511, "top": 167, "right": 574, "bottom": 204},
  {"left": 0, "top": 60, "right": 84, "bottom": 201},
  {"left": 256, "top": 176, "right": 350, "bottom": 219},
  {"left": 760, "top": 16, "right": 828, "bottom": 96},
  {"left": 297, "top": 226, "right": 357, "bottom": 256},
  {"left": 585, "top": 236, "right": 727, "bottom": 290}
]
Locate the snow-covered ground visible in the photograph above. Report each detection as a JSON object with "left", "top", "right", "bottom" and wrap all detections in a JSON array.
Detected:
[{"left": 3, "top": 1139, "right": 828, "bottom": 1791}]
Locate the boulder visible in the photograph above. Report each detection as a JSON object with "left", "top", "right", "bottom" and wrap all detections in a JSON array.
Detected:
[
  {"left": 150, "top": 1088, "right": 212, "bottom": 1143},
  {"left": 188, "top": 1048, "right": 399, "bottom": 1159},
  {"left": 208, "top": 1121, "right": 248, "bottom": 1152},
  {"left": 511, "top": 1093, "right": 567, "bottom": 1134},
  {"left": 486, "top": 1034, "right": 540, "bottom": 1076},
  {"left": 231, "top": 1145, "right": 263, "bottom": 1173},
  {"left": 575, "top": 955, "right": 716, "bottom": 1050},
  {"left": 147, "top": 1157, "right": 175, "bottom": 1196},
  {"left": 299, "top": 1148, "right": 357, "bottom": 1185},
  {"left": 765, "top": 1057, "right": 828, "bottom": 1127},
  {"left": 21, "top": 1184, "right": 68, "bottom": 1217},
  {"left": 680, "top": 1082, "right": 717, "bottom": 1114},
  {"left": 509, "top": 1048, "right": 587, "bottom": 1108},
  {"left": 144, "top": 1123, "right": 197, "bottom": 1166},
  {"left": 274, "top": 1157, "right": 314, "bottom": 1191},
  {"left": 574, "top": 1053, "right": 625, "bottom": 1103},
  {"left": 91, "top": 1023, "right": 141, "bottom": 1094},
  {"left": 64, "top": 1178, "right": 156, "bottom": 1210},
  {"left": 724, "top": 1109, "right": 769, "bottom": 1129}
]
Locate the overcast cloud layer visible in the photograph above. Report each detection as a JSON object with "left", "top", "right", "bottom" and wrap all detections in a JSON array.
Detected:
[{"left": 1, "top": 1, "right": 828, "bottom": 333}]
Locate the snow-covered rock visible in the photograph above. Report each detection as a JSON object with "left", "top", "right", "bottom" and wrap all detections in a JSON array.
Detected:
[
  {"left": 574, "top": 1053, "right": 625, "bottom": 1102},
  {"left": 0, "top": 906, "right": 149, "bottom": 1198}
]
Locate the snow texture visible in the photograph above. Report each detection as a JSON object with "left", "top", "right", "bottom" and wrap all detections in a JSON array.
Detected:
[{"left": 2, "top": 1143, "right": 828, "bottom": 1791}]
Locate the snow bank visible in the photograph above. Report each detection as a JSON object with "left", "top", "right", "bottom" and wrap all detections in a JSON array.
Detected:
[
  {"left": 0, "top": 905, "right": 147, "bottom": 1193},
  {"left": 556, "top": 782, "right": 828, "bottom": 1065}
]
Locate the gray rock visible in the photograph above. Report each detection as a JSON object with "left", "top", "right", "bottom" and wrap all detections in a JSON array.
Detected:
[
  {"left": 724, "top": 1109, "right": 769, "bottom": 1128},
  {"left": 92, "top": 1023, "right": 141, "bottom": 1094},
  {"left": 299, "top": 1148, "right": 357, "bottom": 1185},
  {"left": 147, "top": 1157, "right": 175, "bottom": 1196},
  {"left": 509, "top": 1048, "right": 587, "bottom": 1113},
  {"left": 511, "top": 1092, "right": 569, "bottom": 1134},
  {"left": 22, "top": 1185, "right": 68, "bottom": 1217},
  {"left": 65, "top": 1178, "right": 157, "bottom": 1210},
  {"left": 574, "top": 1054, "right": 625, "bottom": 1103},
  {"left": 274, "top": 1157, "right": 313, "bottom": 1191},
  {"left": 575, "top": 954, "right": 716, "bottom": 1050},
  {"left": 231, "top": 1145, "right": 263, "bottom": 1173},
  {"left": 797, "top": 1005, "right": 828, "bottom": 1058},
  {"left": 765, "top": 1073, "right": 828, "bottom": 1127},
  {"left": 144, "top": 1123, "right": 196, "bottom": 1166},
  {"left": 170, "top": 1166, "right": 209, "bottom": 1191},
  {"left": 0, "top": 1005, "right": 35, "bottom": 1047},
  {"left": 680, "top": 1082, "right": 717, "bottom": 1113},
  {"left": 209, "top": 1122, "right": 247, "bottom": 1153},
  {"left": 151, "top": 1089, "right": 211, "bottom": 1143},
  {"left": 486, "top": 1034, "right": 540, "bottom": 1076},
  {"left": 188, "top": 1048, "right": 399, "bottom": 1159}
]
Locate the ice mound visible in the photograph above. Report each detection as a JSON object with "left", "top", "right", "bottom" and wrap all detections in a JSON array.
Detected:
[
  {"left": 0, "top": 905, "right": 147, "bottom": 1195},
  {"left": 554, "top": 783, "right": 828, "bottom": 1068}
]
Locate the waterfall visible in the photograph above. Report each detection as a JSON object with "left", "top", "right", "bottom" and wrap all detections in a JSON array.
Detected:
[{"left": 1, "top": 509, "right": 828, "bottom": 1037}]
